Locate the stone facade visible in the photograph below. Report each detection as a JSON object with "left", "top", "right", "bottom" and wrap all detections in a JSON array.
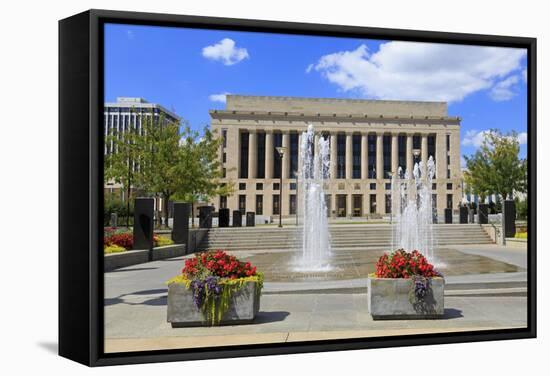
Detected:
[{"left": 211, "top": 95, "right": 462, "bottom": 219}]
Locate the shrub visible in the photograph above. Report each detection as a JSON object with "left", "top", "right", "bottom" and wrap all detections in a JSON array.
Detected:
[
  {"left": 154, "top": 234, "right": 174, "bottom": 247},
  {"left": 104, "top": 232, "right": 133, "bottom": 250},
  {"left": 104, "top": 244, "right": 127, "bottom": 254},
  {"left": 375, "top": 249, "right": 440, "bottom": 279}
]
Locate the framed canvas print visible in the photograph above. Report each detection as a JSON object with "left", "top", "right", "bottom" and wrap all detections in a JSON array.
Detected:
[{"left": 59, "top": 9, "right": 536, "bottom": 366}]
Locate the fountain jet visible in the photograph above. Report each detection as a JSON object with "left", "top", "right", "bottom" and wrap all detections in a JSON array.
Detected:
[
  {"left": 294, "top": 124, "right": 332, "bottom": 271},
  {"left": 391, "top": 156, "right": 437, "bottom": 262}
]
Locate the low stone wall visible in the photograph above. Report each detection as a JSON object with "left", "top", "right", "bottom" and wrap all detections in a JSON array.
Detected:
[
  {"left": 187, "top": 228, "right": 209, "bottom": 253},
  {"left": 104, "top": 244, "right": 186, "bottom": 272}
]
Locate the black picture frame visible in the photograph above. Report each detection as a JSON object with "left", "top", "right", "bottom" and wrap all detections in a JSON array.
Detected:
[{"left": 59, "top": 9, "right": 537, "bottom": 367}]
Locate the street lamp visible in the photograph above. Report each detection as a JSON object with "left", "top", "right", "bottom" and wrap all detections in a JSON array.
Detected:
[
  {"left": 412, "top": 148, "right": 421, "bottom": 165},
  {"left": 276, "top": 146, "right": 287, "bottom": 228}
]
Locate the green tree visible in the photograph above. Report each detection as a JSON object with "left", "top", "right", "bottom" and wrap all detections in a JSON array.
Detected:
[
  {"left": 104, "top": 115, "right": 143, "bottom": 227},
  {"left": 173, "top": 126, "right": 235, "bottom": 227},
  {"left": 463, "top": 130, "right": 527, "bottom": 203},
  {"left": 134, "top": 114, "right": 183, "bottom": 228}
]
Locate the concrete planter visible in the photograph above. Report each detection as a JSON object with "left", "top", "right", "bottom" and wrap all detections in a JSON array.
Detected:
[
  {"left": 367, "top": 276, "right": 445, "bottom": 319},
  {"left": 167, "top": 281, "right": 261, "bottom": 327}
]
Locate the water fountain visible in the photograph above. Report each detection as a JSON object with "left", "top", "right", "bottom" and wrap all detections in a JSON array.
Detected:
[
  {"left": 391, "top": 156, "right": 437, "bottom": 262},
  {"left": 294, "top": 124, "right": 332, "bottom": 271}
]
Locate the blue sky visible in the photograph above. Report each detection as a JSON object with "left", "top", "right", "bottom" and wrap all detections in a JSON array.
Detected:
[{"left": 104, "top": 23, "right": 528, "bottom": 161}]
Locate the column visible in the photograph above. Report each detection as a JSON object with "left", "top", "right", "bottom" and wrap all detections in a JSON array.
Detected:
[
  {"left": 282, "top": 132, "right": 290, "bottom": 179},
  {"left": 248, "top": 130, "right": 257, "bottom": 179},
  {"left": 330, "top": 194, "right": 336, "bottom": 218},
  {"left": 376, "top": 133, "right": 383, "bottom": 180},
  {"left": 361, "top": 133, "right": 368, "bottom": 179},
  {"left": 391, "top": 133, "right": 398, "bottom": 175},
  {"left": 345, "top": 132, "right": 353, "bottom": 179},
  {"left": 330, "top": 133, "right": 337, "bottom": 179},
  {"left": 265, "top": 131, "right": 273, "bottom": 179},
  {"left": 421, "top": 133, "right": 428, "bottom": 163},
  {"left": 406, "top": 133, "right": 413, "bottom": 174}
]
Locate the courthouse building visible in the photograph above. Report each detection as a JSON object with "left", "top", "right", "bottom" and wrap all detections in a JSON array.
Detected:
[{"left": 211, "top": 95, "right": 462, "bottom": 219}]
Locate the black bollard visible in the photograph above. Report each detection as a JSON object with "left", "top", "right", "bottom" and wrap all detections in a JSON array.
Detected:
[
  {"left": 246, "top": 212, "right": 255, "bottom": 227},
  {"left": 503, "top": 200, "right": 516, "bottom": 238},
  {"left": 478, "top": 204, "right": 489, "bottom": 224},
  {"left": 219, "top": 208, "right": 230, "bottom": 227},
  {"left": 459, "top": 206, "right": 468, "bottom": 224},
  {"left": 232, "top": 210, "right": 242, "bottom": 227},
  {"left": 172, "top": 202, "right": 190, "bottom": 244},
  {"left": 198, "top": 206, "right": 213, "bottom": 228},
  {"left": 133, "top": 198, "right": 155, "bottom": 259},
  {"left": 444, "top": 208, "right": 452, "bottom": 224}
]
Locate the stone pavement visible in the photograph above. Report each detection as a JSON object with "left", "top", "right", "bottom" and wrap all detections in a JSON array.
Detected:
[{"left": 104, "top": 243, "right": 528, "bottom": 353}]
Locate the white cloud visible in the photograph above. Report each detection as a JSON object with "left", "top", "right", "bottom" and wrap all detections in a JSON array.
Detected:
[
  {"left": 462, "top": 129, "right": 528, "bottom": 148},
  {"left": 489, "top": 75, "right": 520, "bottom": 101},
  {"left": 308, "top": 42, "right": 526, "bottom": 102},
  {"left": 522, "top": 68, "right": 527, "bottom": 82},
  {"left": 209, "top": 92, "right": 230, "bottom": 103},
  {"left": 202, "top": 38, "right": 249, "bottom": 66}
]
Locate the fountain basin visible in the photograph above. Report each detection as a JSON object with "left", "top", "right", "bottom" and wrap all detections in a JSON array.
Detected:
[{"left": 367, "top": 276, "right": 445, "bottom": 319}]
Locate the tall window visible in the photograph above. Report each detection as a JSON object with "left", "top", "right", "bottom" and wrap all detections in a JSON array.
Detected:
[
  {"left": 239, "top": 195, "right": 246, "bottom": 214},
  {"left": 337, "top": 134, "right": 346, "bottom": 179},
  {"left": 255, "top": 195, "right": 263, "bottom": 215},
  {"left": 273, "top": 132, "right": 282, "bottom": 178},
  {"left": 352, "top": 134, "right": 361, "bottom": 179},
  {"left": 385, "top": 194, "right": 392, "bottom": 214},
  {"left": 290, "top": 133, "right": 299, "bottom": 178},
  {"left": 383, "top": 135, "right": 391, "bottom": 178},
  {"left": 413, "top": 135, "right": 421, "bottom": 150},
  {"left": 239, "top": 132, "right": 249, "bottom": 178},
  {"left": 428, "top": 135, "right": 436, "bottom": 178},
  {"left": 219, "top": 196, "right": 227, "bottom": 209},
  {"left": 446, "top": 193, "right": 453, "bottom": 209},
  {"left": 272, "top": 195, "right": 280, "bottom": 215},
  {"left": 398, "top": 135, "right": 406, "bottom": 172},
  {"left": 289, "top": 194, "right": 297, "bottom": 215},
  {"left": 222, "top": 129, "right": 227, "bottom": 148},
  {"left": 446, "top": 134, "right": 450, "bottom": 151},
  {"left": 368, "top": 134, "right": 376, "bottom": 178},
  {"left": 256, "top": 132, "right": 266, "bottom": 178}
]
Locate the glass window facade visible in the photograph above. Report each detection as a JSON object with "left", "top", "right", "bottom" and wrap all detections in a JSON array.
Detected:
[
  {"left": 383, "top": 135, "right": 391, "bottom": 178},
  {"left": 239, "top": 132, "right": 249, "bottom": 178},
  {"left": 290, "top": 133, "right": 299, "bottom": 178},
  {"left": 368, "top": 135, "right": 376, "bottom": 178},
  {"left": 256, "top": 132, "right": 266, "bottom": 178},
  {"left": 273, "top": 132, "right": 282, "bottom": 178},
  {"left": 352, "top": 134, "right": 361, "bottom": 179},
  {"left": 337, "top": 134, "right": 346, "bottom": 179}
]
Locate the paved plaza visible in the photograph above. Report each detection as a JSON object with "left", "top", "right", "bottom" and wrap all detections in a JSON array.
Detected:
[{"left": 104, "top": 242, "right": 528, "bottom": 353}]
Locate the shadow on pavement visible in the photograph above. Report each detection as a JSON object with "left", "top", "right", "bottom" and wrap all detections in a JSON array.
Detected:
[
  {"left": 254, "top": 311, "right": 291, "bottom": 324},
  {"left": 442, "top": 308, "right": 464, "bottom": 319},
  {"left": 108, "top": 267, "right": 159, "bottom": 273}
]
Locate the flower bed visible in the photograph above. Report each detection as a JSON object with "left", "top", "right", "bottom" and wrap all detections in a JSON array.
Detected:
[
  {"left": 103, "top": 228, "right": 174, "bottom": 253},
  {"left": 368, "top": 249, "right": 444, "bottom": 319},
  {"left": 166, "top": 250, "right": 263, "bottom": 326}
]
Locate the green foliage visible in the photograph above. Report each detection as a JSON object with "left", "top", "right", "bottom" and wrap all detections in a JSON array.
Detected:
[
  {"left": 515, "top": 197, "right": 528, "bottom": 220},
  {"left": 463, "top": 130, "right": 527, "bottom": 202},
  {"left": 104, "top": 110, "right": 234, "bottom": 227},
  {"left": 515, "top": 232, "right": 527, "bottom": 239},
  {"left": 155, "top": 235, "right": 174, "bottom": 247},
  {"left": 104, "top": 244, "right": 127, "bottom": 254}
]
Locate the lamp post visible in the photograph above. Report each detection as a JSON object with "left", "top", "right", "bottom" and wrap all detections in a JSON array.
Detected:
[{"left": 276, "top": 146, "right": 287, "bottom": 228}]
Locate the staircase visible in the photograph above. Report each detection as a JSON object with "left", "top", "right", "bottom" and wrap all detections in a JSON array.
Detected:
[{"left": 198, "top": 224, "right": 494, "bottom": 251}]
